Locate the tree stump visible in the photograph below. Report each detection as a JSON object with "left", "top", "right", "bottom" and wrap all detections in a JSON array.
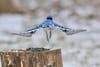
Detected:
[{"left": 0, "top": 48, "right": 63, "bottom": 67}]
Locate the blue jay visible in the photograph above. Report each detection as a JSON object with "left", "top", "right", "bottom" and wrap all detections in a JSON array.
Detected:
[{"left": 12, "top": 16, "right": 86, "bottom": 41}]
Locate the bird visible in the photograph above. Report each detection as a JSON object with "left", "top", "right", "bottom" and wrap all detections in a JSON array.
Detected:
[{"left": 12, "top": 16, "right": 86, "bottom": 42}]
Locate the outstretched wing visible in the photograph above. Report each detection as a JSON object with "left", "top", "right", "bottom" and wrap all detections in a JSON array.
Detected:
[
  {"left": 11, "top": 20, "right": 48, "bottom": 37},
  {"left": 62, "top": 29, "right": 86, "bottom": 35},
  {"left": 11, "top": 24, "right": 42, "bottom": 37},
  {"left": 53, "top": 22, "right": 86, "bottom": 35},
  {"left": 11, "top": 32, "right": 34, "bottom": 37},
  {"left": 53, "top": 22, "right": 71, "bottom": 31},
  {"left": 26, "top": 24, "right": 41, "bottom": 33}
]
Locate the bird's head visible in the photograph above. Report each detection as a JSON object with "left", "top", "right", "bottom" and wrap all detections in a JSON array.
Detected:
[{"left": 46, "top": 16, "right": 53, "bottom": 20}]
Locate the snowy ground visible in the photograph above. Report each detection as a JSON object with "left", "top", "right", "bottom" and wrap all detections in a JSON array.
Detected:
[{"left": 0, "top": 14, "right": 100, "bottom": 67}]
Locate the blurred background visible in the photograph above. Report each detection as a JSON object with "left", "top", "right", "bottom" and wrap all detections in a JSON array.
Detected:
[{"left": 0, "top": 0, "right": 100, "bottom": 67}]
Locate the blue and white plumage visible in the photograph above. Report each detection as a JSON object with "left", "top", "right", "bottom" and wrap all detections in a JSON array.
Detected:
[{"left": 12, "top": 16, "right": 86, "bottom": 41}]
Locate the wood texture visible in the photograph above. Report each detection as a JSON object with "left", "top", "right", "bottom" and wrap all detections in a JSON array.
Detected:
[{"left": 0, "top": 49, "right": 63, "bottom": 67}]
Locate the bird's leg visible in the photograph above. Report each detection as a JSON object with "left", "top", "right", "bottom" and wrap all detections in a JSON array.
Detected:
[
  {"left": 44, "top": 28, "right": 52, "bottom": 42},
  {"left": 49, "top": 28, "right": 52, "bottom": 39},
  {"left": 45, "top": 29, "right": 49, "bottom": 42}
]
